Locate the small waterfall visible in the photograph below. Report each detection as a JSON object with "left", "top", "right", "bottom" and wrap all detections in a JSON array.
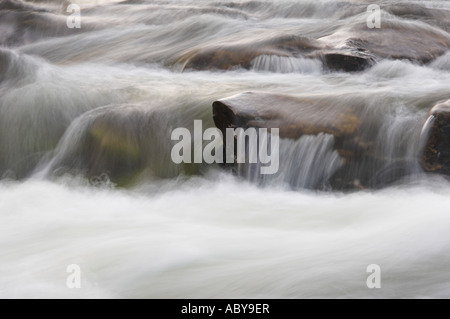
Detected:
[
  {"left": 236, "top": 133, "right": 344, "bottom": 190},
  {"left": 251, "top": 55, "right": 323, "bottom": 74},
  {"left": 276, "top": 134, "right": 344, "bottom": 189}
]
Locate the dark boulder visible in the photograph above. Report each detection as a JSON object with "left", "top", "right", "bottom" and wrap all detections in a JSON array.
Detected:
[
  {"left": 421, "top": 100, "right": 450, "bottom": 175},
  {"left": 213, "top": 91, "right": 366, "bottom": 169},
  {"left": 213, "top": 92, "right": 360, "bottom": 143},
  {"left": 310, "top": 49, "right": 376, "bottom": 72}
]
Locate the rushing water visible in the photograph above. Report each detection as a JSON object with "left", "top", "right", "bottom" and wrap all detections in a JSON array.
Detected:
[{"left": 1, "top": 0, "right": 450, "bottom": 298}]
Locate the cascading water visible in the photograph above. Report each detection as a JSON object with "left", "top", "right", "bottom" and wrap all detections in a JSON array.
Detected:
[
  {"left": 236, "top": 133, "right": 344, "bottom": 189},
  {"left": 251, "top": 55, "right": 323, "bottom": 74},
  {"left": 1, "top": 0, "right": 450, "bottom": 298}
]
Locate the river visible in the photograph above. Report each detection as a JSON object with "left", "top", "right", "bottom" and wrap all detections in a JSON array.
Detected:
[{"left": 1, "top": 0, "right": 450, "bottom": 298}]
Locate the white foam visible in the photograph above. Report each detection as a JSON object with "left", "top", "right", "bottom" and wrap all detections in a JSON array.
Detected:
[{"left": 1, "top": 177, "right": 450, "bottom": 298}]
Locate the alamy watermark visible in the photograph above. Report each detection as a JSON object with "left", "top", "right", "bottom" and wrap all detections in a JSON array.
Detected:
[
  {"left": 67, "top": 3, "right": 81, "bottom": 29},
  {"left": 66, "top": 264, "right": 81, "bottom": 289},
  {"left": 366, "top": 264, "right": 381, "bottom": 289},
  {"left": 367, "top": 5, "right": 381, "bottom": 29},
  {"left": 171, "top": 120, "right": 280, "bottom": 175}
]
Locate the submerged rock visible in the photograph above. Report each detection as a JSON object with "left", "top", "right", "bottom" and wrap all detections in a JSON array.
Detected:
[
  {"left": 213, "top": 92, "right": 361, "bottom": 174},
  {"left": 45, "top": 105, "right": 156, "bottom": 186},
  {"left": 44, "top": 104, "right": 204, "bottom": 186},
  {"left": 0, "top": 1, "right": 91, "bottom": 47},
  {"left": 421, "top": 100, "right": 450, "bottom": 175}
]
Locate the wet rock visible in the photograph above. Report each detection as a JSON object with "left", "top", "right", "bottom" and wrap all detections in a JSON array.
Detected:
[
  {"left": 213, "top": 92, "right": 361, "bottom": 162},
  {"left": 180, "top": 46, "right": 269, "bottom": 71},
  {"left": 177, "top": 36, "right": 324, "bottom": 71},
  {"left": 178, "top": 3, "right": 450, "bottom": 73},
  {"left": 176, "top": 33, "right": 375, "bottom": 73},
  {"left": 421, "top": 100, "right": 450, "bottom": 175},
  {"left": 213, "top": 92, "right": 421, "bottom": 190},
  {"left": 48, "top": 105, "right": 154, "bottom": 186},
  {"left": 320, "top": 18, "right": 450, "bottom": 64}
]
